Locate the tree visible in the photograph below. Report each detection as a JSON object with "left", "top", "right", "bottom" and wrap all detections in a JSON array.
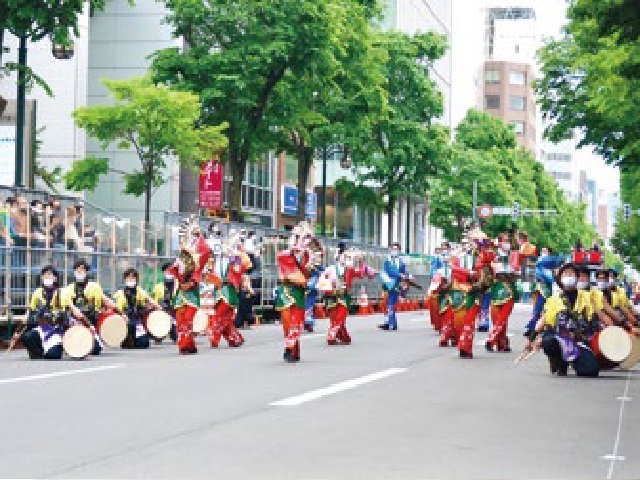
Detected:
[
  {"left": 152, "top": 0, "right": 364, "bottom": 221},
  {"left": 66, "top": 76, "right": 227, "bottom": 224},
  {"left": 346, "top": 30, "right": 450, "bottom": 240},
  {"left": 1, "top": 0, "right": 108, "bottom": 94},
  {"left": 429, "top": 110, "right": 597, "bottom": 251},
  {"left": 266, "top": 0, "right": 386, "bottom": 221},
  {"left": 536, "top": 0, "right": 640, "bottom": 167}
]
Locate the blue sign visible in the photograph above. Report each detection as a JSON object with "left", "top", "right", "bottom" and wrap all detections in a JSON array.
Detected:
[
  {"left": 306, "top": 192, "right": 317, "bottom": 219},
  {"left": 281, "top": 185, "right": 298, "bottom": 215},
  {"left": 281, "top": 185, "right": 317, "bottom": 219}
]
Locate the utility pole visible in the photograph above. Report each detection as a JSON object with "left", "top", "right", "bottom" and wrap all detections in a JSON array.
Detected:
[
  {"left": 320, "top": 146, "right": 328, "bottom": 236},
  {"left": 14, "top": 36, "right": 27, "bottom": 187},
  {"left": 472, "top": 179, "right": 478, "bottom": 223}
]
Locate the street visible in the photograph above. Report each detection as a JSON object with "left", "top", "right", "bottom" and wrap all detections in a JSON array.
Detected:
[{"left": 1, "top": 304, "right": 638, "bottom": 480}]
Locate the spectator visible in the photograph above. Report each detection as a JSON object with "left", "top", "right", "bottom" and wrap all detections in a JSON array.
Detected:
[
  {"left": 11, "top": 196, "right": 29, "bottom": 247},
  {"left": 591, "top": 239, "right": 600, "bottom": 252},
  {"left": 235, "top": 274, "right": 255, "bottom": 329},
  {"left": 30, "top": 200, "right": 47, "bottom": 247},
  {"left": 49, "top": 214, "right": 65, "bottom": 248},
  {"left": 65, "top": 206, "right": 84, "bottom": 251}
]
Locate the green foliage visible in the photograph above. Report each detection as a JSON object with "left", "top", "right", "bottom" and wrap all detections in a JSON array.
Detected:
[
  {"left": 428, "top": 109, "right": 597, "bottom": 251},
  {"left": 346, "top": 30, "right": 450, "bottom": 234},
  {"left": 536, "top": 0, "right": 640, "bottom": 166},
  {"left": 64, "top": 157, "right": 109, "bottom": 191},
  {"left": 334, "top": 179, "right": 385, "bottom": 210},
  {"left": 68, "top": 76, "right": 227, "bottom": 223},
  {"left": 153, "top": 0, "right": 370, "bottom": 220}
]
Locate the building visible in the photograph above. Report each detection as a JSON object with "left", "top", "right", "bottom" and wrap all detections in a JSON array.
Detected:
[
  {"left": 597, "top": 204, "right": 608, "bottom": 240},
  {"left": 483, "top": 60, "right": 536, "bottom": 152},
  {"left": 0, "top": 10, "right": 90, "bottom": 192},
  {"left": 586, "top": 179, "right": 598, "bottom": 227},
  {"left": 480, "top": 5, "right": 539, "bottom": 153}
]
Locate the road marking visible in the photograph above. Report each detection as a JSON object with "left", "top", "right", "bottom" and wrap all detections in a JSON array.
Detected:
[
  {"left": 604, "top": 371, "right": 632, "bottom": 479},
  {"left": 0, "top": 364, "right": 125, "bottom": 386},
  {"left": 271, "top": 368, "right": 407, "bottom": 407}
]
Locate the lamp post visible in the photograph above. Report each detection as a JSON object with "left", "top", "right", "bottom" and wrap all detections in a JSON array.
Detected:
[{"left": 13, "top": 36, "right": 74, "bottom": 188}]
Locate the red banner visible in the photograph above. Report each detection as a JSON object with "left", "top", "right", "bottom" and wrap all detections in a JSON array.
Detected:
[{"left": 199, "top": 160, "right": 223, "bottom": 209}]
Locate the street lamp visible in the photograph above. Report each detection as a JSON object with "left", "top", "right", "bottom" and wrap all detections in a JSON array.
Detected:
[{"left": 14, "top": 35, "right": 74, "bottom": 187}]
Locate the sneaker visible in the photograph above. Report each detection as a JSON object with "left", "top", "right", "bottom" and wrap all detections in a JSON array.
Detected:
[
  {"left": 459, "top": 351, "right": 473, "bottom": 359},
  {"left": 378, "top": 324, "right": 390, "bottom": 331},
  {"left": 179, "top": 348, "right": 197, "bottom": 355},
  {"left": 485, "top": 342, "right": 493, "bottom": 352}
]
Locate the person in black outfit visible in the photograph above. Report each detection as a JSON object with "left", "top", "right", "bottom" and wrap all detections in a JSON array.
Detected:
[{"left": 235, "top": 275, "right": 255, "bottom": 329}]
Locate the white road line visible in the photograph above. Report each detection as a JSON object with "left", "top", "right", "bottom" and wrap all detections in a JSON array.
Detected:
[
  {"left": 604, "top": 371, "right": 632, "bottom": 480},
  {"left": 271, "top": 368, "right": 406, "bottom": 407},
  {"left": 0, "top": 364, "right": 125, "bottom": 386}
]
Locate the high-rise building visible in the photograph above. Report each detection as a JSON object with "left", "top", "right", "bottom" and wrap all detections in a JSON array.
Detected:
[{"left": 481, "top": 5, "right": 538, "bottom": 153}]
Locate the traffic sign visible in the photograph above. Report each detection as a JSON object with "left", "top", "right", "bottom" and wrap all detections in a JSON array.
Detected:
[{"left": 477, "top": 205, "right": 493, "bottom": 219}]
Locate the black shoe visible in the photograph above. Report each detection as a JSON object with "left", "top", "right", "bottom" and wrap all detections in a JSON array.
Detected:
[
  {"left": 459, "top": 351, "right": 473, "bottom": 359},
  {"left": 485, "top": 342, "right": 493, "bottom": 352},
  {"left": 556, "top": 367, "right": 568, "bottom": 377},
  {"left": 378, "top": 324, "right": 390, "bottom": 331},
  {"left": 179, "top": 348, "right": 197, "bottom": 355},
  {"left": 390, "top": 326, "right": 398, "bottom": 331}
]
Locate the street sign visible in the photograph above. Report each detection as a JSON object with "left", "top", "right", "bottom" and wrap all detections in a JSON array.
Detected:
[
  {"left": 477, "top": 205, "right": 493, "bottom": 219},
  {"left": 492, "top": 207, "right": 511, "bottom": 215}
]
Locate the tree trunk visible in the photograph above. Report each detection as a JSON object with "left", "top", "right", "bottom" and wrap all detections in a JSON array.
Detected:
[
  {"left": 144, "top": 175, "right": 152, "bottom": 228},
  {"left": 386, "top": 196, "right": 395, "bottom": 246},
  {"left": 296, "top": 145, "right": 314, "bottom": 223},
  {"left": 228, "top": 149, "right": 245, "bottom": 222}
]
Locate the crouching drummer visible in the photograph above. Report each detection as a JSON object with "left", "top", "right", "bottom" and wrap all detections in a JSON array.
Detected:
[
  {"left": 15, "top": 265, "right": 69, "bottom": 359},
  {"left": 64, "top": 259, "right": 116, "bottom": 355},
  {"left": 151, "top": 262, "right": 178, "bottom": 342},
  {"left": 528, "top": 263, "right": 599, "bottom": 377},
  {"left": 113, "top": 268, "right": 160, "bottom": 349}
]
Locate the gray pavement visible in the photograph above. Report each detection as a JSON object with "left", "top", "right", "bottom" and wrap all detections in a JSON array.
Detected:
[{"left": 0, "top": 304, "right": 638, "bottom": 479}]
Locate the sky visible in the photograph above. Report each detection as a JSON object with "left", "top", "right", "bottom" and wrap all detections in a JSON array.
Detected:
[{"left": 451, "top": 0, "right": 620, "bottom": 197}]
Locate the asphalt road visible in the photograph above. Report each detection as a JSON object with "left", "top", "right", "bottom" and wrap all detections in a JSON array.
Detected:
[{"left": 1, "top": 304, "right": 638, "bottom": 480}]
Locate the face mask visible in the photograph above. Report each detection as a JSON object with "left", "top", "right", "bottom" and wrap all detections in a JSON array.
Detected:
[
  {"left": 42, "top": 278, "right": 55, "bottom": 287},
  {"left": 597, "top": 281, "right": 607, "bottom": 290},
  {"left": 126, "top": 281, "right": 137, "bottom": 288},
  {"left": 164, "top": 274, "right": 174, "bottom": 281},
  {"left": 390, "top": 250, "right": 399, "bottom": 257},
  {"left": 74, "top": 273, "right": 86, "bottom": 282},
  {"left": 501, "top": 243, "right": 510, "bottom": 251},
  {"left": 577, "top": 281, "right": 589, "bottom": 290},
  {"left": 562, "top": 277, "right": 577, "bottom": 288},
  {"left": 608, "top": 281, "right": 616, "bottom": 288}
]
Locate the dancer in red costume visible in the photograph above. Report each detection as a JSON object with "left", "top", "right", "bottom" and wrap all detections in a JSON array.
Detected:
[
  {"left": 167, "top": 218, "right": 211, "bottom": 354},
  {"left": 208, "top": 231, "right": 249, "bottom": 348},
  {"left": 275, "top": 223, "right": 313, "bottom": 362}
]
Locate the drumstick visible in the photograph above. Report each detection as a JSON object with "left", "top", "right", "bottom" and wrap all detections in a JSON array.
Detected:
[{"left": 6, "top": 325, "right": 27, "bottom": 353}]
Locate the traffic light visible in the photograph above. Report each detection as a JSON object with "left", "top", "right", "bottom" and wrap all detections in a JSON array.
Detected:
[
  {"left": 512, "top": 201, "right": 520, "bottom": 220},
  {"left": 624, "top": 203, "right": 632, "bottom": 221}
]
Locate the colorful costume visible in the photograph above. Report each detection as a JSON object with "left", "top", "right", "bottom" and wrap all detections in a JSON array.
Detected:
[
  {"left": 379, "top": 249, "right": 408, "bottom": 331},
  {"left": 166, "top": 218, "right": 211, "bottom": 354},
  {"left": 207, "top": 236, "right": 247, "bottom": 348},
  {"left": 20, "top": 285, "right": 69, "bottom": 359},
  {"left": 113, "top": 286, "right": 153, "bottom": 349},
  {"left": 485, "top": 269, "right": 517, "bottom": 352},
  {"left": 65, "top": 280, "right": 105, "bottom": 355},
  {"left": 275, "top": 224, "right": 313, "bottom": 362}
]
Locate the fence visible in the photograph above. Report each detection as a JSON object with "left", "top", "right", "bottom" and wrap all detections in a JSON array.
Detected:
[{"left": 0, "top": 187, "right": 165, "bottom": 257}]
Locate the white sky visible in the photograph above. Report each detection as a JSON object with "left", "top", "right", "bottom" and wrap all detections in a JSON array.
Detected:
[{"left": 451, "top": 0, "right": 620, "bottom": 197}]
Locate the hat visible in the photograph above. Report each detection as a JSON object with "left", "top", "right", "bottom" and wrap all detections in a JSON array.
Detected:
[{"left": 554, "top": 262, "right": 579, "bottom": 288}]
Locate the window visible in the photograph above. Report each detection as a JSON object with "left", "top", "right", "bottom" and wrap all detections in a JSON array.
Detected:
[
  {"left": 510, "top": 121, "right": 525, "bottom": 135},
  {"left": 485, "top": 95, "right": 500, "bottom": 109},
  {"left": 552, "top": 172, "right": 572, "bottom": 181},
  {"left": 485, "top": 70, "right": 500, "bottom": 84},
  {"left": 509, "top": 95, "right": 526, "bottom": 111},
  {"left": 509, "top": 71, "right": 526, "bottom": 86},
  {"left": 241, "top": 155, "right": 273, "bottom": 212}
]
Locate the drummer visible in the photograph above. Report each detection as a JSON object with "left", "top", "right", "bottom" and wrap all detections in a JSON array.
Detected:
[
  {"left": 529, "top": 263, "right": 599, "bottom": 377},
  {"left": 64, "top": 259, "right": 116, "bottom": 355},
  {"left": 607, "top": 270, "right": 638, "bottom": 332},
  {"left": 16, "top": 265, "right": 69, "bottom": 360},
  {"left": 112, "top": 268, "right": 160, "bottom": 349},
  {"left": 151, "top": 261, "right": 178, "bottom": 342}
]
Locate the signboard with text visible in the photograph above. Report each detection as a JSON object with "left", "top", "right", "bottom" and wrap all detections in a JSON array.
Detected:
[
  {"left": 281, "top": 184, "right": 317, "bottom": 218},
  {"left": 199, "top": 161, "right": 223, "bottom": 209}
]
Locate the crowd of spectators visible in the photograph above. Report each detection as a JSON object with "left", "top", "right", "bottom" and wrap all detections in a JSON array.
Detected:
[{"left": 0, "top": 195, "right": 97, "bottom": 252}]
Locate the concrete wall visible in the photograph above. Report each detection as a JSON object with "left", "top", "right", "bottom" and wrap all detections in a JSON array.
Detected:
[{"left": 86, "top": 0, "right": 180, "bottom": 223}]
